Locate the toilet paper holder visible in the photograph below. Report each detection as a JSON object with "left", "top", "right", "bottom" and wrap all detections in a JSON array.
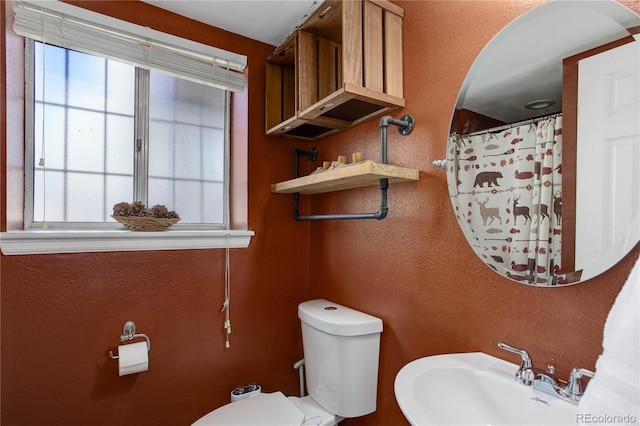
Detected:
[{"left": 108, "top": 320, "right": 151, "bottom": 360}]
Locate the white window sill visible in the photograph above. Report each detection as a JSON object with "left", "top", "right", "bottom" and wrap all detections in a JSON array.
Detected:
[{"left": 0, "top": 229, "right": 254, "bottom": 255}]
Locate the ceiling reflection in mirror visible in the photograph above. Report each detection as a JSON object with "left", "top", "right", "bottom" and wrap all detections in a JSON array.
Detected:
[{"left": 447, "top": 1, "right": 640, "bottom": 286}]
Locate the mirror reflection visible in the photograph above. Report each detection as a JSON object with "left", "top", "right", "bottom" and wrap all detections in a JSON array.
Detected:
[{"left": 447, "top": 1, "right": 640, "bottom": 286}]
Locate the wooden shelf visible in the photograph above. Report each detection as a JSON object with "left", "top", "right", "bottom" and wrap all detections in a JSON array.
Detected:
[
  {"left": 265, "top": 0, "right": 405, "bottom": 140},
  {"left": 271, "top": 160, "right": 419, "bottom": 194}
]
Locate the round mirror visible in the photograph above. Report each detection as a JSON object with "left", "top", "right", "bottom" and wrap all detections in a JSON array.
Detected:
[{"left": 447, "top": 1, "right": 640, "bottom": 286}]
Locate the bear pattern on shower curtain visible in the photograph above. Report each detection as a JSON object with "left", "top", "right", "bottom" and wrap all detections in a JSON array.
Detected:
[{"left": 447, "top": 116, "right": 565, "bottom": 286}]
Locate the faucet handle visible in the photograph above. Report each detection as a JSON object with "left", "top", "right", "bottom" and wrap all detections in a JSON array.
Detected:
[
  {"left": 498, "top": 342, "right": 533, "bottom": 369},
  {"left": 565, "top": 368, "right": 595, "bottom": 399}
]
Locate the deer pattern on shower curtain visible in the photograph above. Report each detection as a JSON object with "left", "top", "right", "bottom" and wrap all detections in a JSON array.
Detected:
[{"left": 447, "top": 116, "right": 565, "bottom": 285}]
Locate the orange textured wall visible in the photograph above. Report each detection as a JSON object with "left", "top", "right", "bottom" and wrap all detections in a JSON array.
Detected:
[
  {"left": 1, "top": 1, "right": 312, "bottom": 424},
  {"left": 2, "top": 1, "right": 640, "bottom": 425},
  {"left": 305, "top": 1, "right": 640, "bottom": 425}
]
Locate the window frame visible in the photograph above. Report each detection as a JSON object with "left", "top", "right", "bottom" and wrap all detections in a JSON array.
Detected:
[
  {"left": 0, "top": 2, "right": 253, "bottom": 255},
  {"left": 25, "top": 40, "right": 232, "bottom": 230}
]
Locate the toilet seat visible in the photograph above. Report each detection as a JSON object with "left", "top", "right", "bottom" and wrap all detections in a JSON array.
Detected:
[{"left": 192, "top": 392, "right": 305, "bottom": 426}]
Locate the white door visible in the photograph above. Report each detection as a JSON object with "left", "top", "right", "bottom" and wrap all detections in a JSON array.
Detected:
[{"left": 576, "top": 35, "right": 640, "bottom": 279}]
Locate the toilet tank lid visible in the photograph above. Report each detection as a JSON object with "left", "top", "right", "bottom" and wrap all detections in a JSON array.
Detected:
[{"left": 298, "top": 299, "right": 383, "bottom": 336}]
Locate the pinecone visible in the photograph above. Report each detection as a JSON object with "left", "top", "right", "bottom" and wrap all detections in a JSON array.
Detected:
[
  {"left": 151, "top": 204, "right": 170, "bottom": 218},
  {"left": 131, "top": 201, "right": 146, "bottom": 216},
  {"left": 112, "top": 201, "right": 179, "bottom": 219},
  {"left": 113, "top": 202, "right": 133, "bottom": 217}
]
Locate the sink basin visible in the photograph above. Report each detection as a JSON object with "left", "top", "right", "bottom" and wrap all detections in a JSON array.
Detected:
[{"left": 394, "top": 352, "right": 578, "bottom": 425}]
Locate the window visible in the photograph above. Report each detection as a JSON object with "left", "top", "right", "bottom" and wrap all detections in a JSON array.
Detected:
[
  {"left": 29, "top": 41, "right": 229, "bottom": 228},
  {"left": 0, "top": 1, "right": 253, "bottom": 255}
]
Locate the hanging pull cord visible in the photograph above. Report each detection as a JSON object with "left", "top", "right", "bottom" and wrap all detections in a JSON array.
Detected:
[
  {"left": 219, "top": 86, "right": 232, "bottom": 348},
  {"left": 220, "top": 234, "right": 231, "bottom": 348},
  {"left": 220, "top": 298, "right": 231, "bottom": 348}
]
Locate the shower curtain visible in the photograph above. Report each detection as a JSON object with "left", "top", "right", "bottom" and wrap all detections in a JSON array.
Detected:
[{"left": 447, "top": 115, "right": 564, "bottom": 285}]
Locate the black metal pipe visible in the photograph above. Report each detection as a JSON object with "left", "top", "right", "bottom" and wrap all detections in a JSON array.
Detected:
[
  {"left": 294, "top": 178, "right": 389, "bottom": 221},
  {"left": 374, "top": 178, "right": 389, "bottom": 220},
  {"left": 380, "top": 121, "right": 389, "bottom": 164},
  {"left": 293, "top": 192, "right": 300, "bottom": 219},
  {"left": 379, "top": 115, "right": 410, "bottom": 129},
  {"left": 295, "top": 213, "right": 379, "bottom": 221},
  {"left": 378, "top": 114, "right": 414, "bottom": 164},
  {"left": 293, "top": 147, "right": 318, "bottom": 178},
  {"left": 292, "top": 147, "right": 317, "bottom": 220}
]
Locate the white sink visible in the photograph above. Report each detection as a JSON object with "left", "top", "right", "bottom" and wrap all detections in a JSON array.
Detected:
[{"left": 394, "top": 352, "right": 578, "bottom": 425}]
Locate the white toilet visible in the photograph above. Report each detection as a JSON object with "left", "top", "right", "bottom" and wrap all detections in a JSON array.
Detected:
[{"left": 192, "top": 299, "right": 383, "bottom": 426}]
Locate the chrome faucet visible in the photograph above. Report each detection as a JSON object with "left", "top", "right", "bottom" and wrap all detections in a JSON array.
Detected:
[
  {"left": 498, "top": 342, "right": 595, "bottom": 405},
  {"left": 497, "top": 342, "right": 536, "bottom": 385}
]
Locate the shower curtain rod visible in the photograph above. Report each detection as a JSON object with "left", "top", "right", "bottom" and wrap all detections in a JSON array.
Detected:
[{"left": 458, "top": 112, "right": 562, "bottom": 138}]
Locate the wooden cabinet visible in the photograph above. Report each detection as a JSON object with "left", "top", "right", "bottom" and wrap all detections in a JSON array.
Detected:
[{"left": 266, "top": 0, "right": 405, "bottom": 140}]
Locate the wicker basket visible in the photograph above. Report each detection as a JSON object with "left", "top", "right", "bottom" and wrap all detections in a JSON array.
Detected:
[{"left": 112, "top": 215, "right": 180, "bottom": 231}]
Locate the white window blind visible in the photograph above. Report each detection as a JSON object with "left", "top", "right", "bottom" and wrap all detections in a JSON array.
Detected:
[{"left": 13, "top": 0, "right": 247, "bottom": 92}]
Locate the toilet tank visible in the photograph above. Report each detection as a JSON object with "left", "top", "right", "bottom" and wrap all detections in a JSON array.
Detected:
[{"left": 298, "top": 299, "right": 383, "bottom": 418}]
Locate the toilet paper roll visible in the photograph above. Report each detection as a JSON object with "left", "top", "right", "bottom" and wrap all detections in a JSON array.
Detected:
[{"left": 118, "top": 341, "right": 149, "bottom": 376}]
